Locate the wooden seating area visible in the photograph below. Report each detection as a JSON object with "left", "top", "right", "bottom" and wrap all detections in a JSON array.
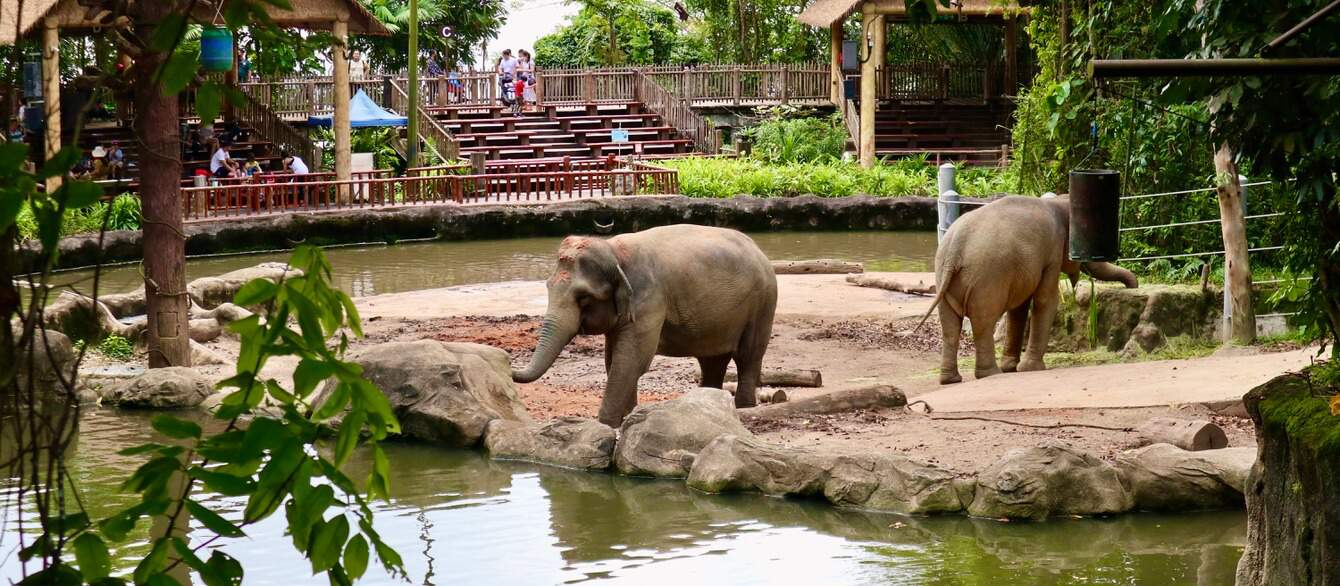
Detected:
[
  {"left": 428, "top": 100, "right": 697, "bottom": 161},
  {"left": 871, "top": 102, "right": 1012, "bottom": 166},
  {"left": 75, "top": 121, "right": 284, "bottom": 186}
]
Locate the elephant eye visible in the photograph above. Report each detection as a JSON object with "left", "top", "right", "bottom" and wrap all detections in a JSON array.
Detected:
[{"left": 576, "top": 293, "right": 591, "bottom": 307}]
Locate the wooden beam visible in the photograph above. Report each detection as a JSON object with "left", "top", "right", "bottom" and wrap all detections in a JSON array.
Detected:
[
  {"left": 829, "top": 21, "right": 843, "bottom": 106},
  {"left": 332, "top": 19, "right": 351, "bottom": 202},
  {"left": 42, "top": 18, "right": 61, "bottom": 192},
  {"left": 873, "top": 15, "right": 886, "bottom": 101},
  {"left": 1214, "top": 143, "right": 1256, "bottom": 344},
  {"left": 859, "top": 7, "right": 877, "bottom": 168}
]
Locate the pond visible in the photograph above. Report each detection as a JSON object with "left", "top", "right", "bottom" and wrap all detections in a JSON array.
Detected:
[
  {"left": 57, "top": 231, "right": 940, "bottom": 298},
  {"left": 2, "top": 410, "right": 1245, "bottom": 585}
]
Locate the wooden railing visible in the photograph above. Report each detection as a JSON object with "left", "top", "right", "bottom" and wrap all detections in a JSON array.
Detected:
[
  {"left": 234, "top": 91, "right": 321, "bottom": 171},
  {"left": 643, "top": 63, "right": 830, "bottom": 106},
  {"left": 385, "top": 79, "right": 459, "bottom": 162},
  {"left": 843, "top": 99, "right": 860, "bottom": 148},
  {"left": 179, "top": 158, "right": 678, "bottom": 221},
  {"left": 878, "top": 61, "right": 996, "bottom": 103},
  {"left": 634, "top": 72, "right": 721, "bottom": 154},
  {"left": 534, "top": 67, "right": 640, "bottom": 104}
]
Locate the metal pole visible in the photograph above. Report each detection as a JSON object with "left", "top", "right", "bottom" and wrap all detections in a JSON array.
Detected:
[
  {"left": 937, "top": 162, "right": 957, "bottom": 195},
  {"left": 1264, "top": 0, "right": 1340, "bottom": 54},
  {"left": 1091, "top": 57, "right": 1340, "bottom": 78},
  {"left": 407, "top": 0, "right": 420, "bottom": 166},
  {"left": 939, "top": 190, "right": 960, "bottom": 243},
  {"left": 1224, "top": 174, "right": 1249, "bottom": 341}
]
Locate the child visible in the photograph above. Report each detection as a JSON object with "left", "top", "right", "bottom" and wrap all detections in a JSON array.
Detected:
[{"left": 243, "top": 159, "right": 263, "bottom": 177}]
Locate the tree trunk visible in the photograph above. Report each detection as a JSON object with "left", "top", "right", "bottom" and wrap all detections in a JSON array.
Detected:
[
  {"left": 846, "top": 273, "right": 936, "bottom": 295},
  {"left": 772, "top": 259, "right": 864, "bottom": 275},
  {"left": 134, "top": 2, "right": 190, "bottom": 368},
  {"left": 1135, "top": 417, "right": 1228, "bottom": 451},
  {"left": 1214, "top": 143, "right": 1256, "bottom": 344},
  {"left": 725, "top": 369, "right": 823, "bottom": 388}
]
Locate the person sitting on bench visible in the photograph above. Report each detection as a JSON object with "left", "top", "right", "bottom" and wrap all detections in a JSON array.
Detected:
[
  {"left": 280, "top": 150, "right": 309, "bottom": 175},
  {"left": 210, "top": 140, "right": 242, "bottom": 179}
]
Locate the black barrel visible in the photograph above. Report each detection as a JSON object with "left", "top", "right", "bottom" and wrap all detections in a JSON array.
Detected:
[{"left": 1068, "top": 169, "right": 1121, "bottom": 261}]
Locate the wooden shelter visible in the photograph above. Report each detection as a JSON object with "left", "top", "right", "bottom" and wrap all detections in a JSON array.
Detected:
[
  {"left": 1, "top": 0, "right": 389, "bottom": 185},
  {"left": 798, "top": 0, "right": 1027, "bottom": 167}
]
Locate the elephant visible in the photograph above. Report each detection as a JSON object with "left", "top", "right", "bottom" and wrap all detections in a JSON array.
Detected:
[
  {"left": 928, "top": 195, "right": 1138, "bottom": 384},
  {"left": 511, "top": 224, "right": 778, "bottom": 427}
]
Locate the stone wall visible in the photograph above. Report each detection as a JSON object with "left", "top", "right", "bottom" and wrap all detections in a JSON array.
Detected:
[
  {"left": 1049, "top": 282, "right": 1223, "bottom": 355},
  {"left": 36, "top": 195, "right": 937, "bottom": 271}
]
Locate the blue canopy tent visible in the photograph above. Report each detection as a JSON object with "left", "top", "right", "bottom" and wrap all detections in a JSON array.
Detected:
[{"left": 307, "top": 89, "right": 408, "bottom": 128}]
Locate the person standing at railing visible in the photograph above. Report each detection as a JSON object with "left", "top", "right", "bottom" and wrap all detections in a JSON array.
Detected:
[
  {"left": 497, "top": 49, "right": 518, "bottom": 105},
  {"left": 518, "top": 50, "right": 536, "bottom": 111},
  {"left": 281, "top": 150, "right": 310, "bottom": 175},
  {"left": 350, "top": 50, "right": 367, "bottom": 80}
]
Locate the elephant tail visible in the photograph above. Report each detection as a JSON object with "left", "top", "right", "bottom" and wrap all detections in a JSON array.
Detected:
[{"left": 914, "top": 267, "right": 957, "bottom": 333}]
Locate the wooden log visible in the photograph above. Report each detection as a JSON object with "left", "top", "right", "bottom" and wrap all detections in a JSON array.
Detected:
[
  {"left": 771, "top": 259, "right": 864, "bottom": 275},
  {"left": 1136, "top": 417, "right": 1228, "bottom": 451},
  {"left": 737, "top": 385, "right": 905, "bottom": 421},
  {"left": 721, "top": 368, "right": 823, "bottom": 388},
  {"left": 845, "top": 274, "right": 936, "bottom": 296}
]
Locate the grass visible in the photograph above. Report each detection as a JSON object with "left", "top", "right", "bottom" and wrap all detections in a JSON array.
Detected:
[
  {"left": 18, "top": 193, "right": 142, "bottom": 240},
  {"left": 659, "top": 157, "right": 1016, "bottom": 199},
  {"left": 950, "top": 335, "right": 1229, "bottom": 375}
]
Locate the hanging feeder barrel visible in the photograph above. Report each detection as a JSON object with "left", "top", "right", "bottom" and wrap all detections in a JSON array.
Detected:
[
  {"left": 1068, "top": 169, "right": 1121, "bottom": 262},
  {"left": 200, "top": 27, "right": 235, "bottom": 72}
]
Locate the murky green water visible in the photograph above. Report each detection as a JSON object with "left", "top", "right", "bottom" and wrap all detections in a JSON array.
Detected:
[
  {"left": 3, "top": 410, "right": 1244, "bottom": 585},
  {"left": 55, "top": 231, "right": 939, "bottom": 298}
]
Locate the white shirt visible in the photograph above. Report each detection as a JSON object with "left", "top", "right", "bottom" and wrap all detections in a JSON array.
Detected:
[
  {"left": 288, "top": 156, "right": 309, "bottom": 175},
  {"left": 349, "top": 58, "right": 366, "bottom": 79},
  {"left": 209, "top": 148, "right": 230, "bottom": 173},
  {"left": 499, "top": 56, "right": 517, "bottom": 77}
]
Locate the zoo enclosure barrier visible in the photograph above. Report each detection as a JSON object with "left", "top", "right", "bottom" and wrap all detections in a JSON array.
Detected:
[{"left": 178, "top": 157, "right": 679, "bottom": 221}]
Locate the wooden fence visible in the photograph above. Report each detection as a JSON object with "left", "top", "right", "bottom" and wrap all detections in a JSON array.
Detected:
[
  {"left": 179, "top": 158, "right": 679, "bottom": 221},
  {"left": 877, "top": 61, "right": 998, "bottom": 103},
  {"left": 384, "top": 79, "right": 459, "bottom": 162},
  {"left": 633, "top": 72, "right": 721, "bottom": 154},
  {"left": 643, "top": 63, "right": 830, "bottom": 106}
]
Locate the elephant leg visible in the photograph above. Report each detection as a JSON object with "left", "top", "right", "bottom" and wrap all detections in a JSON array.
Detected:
[
  {"left": 1019, "top": 275, "right": 1061, "bottom": 372},
  {"left": 971, "top": 312, "right": 1003, "bottom": 379},
  {"left": 732, "top": 316, "right": 773, "bottom": 408},
  {"left": 597, "top": 323, "right": 660, "bottom": 428},
  {"left": 1000, "top": 302, "right": 1030, "bottom": 372},
  {"left": 938, "top": 301, "right": 964, "bottom": 384},
  {"left": 697, "top": 355, "right": 731, "bottom": 389}
]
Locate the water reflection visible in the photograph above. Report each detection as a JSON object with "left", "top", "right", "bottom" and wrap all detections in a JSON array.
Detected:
[
  {"left": 2, "top": 410, "right": 1243, "bottom": 585},
  {"left": 55, "top": 231, "right": 939, "bottom": 298}
]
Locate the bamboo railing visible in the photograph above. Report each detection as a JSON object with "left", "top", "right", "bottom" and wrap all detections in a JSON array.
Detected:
[
  {"left": 633, "top": 71, "right": 720, "bottom": 154},
  {"left": 234, "top": 91, "right": 321, "bottom": 171}
]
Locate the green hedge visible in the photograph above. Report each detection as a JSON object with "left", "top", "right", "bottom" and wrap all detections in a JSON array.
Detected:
[{"left": 659, "top": 157, "right": 1015, "bottom": 199}]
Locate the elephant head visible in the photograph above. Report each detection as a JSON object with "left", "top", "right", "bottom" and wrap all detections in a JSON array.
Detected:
[{"left": 512, "top": 236, "right": 635, "bottom": 383}]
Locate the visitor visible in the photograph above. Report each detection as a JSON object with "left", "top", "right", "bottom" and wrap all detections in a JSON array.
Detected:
[
  {"left": 210, "top": 140, "right": 241, "bottom": 179},
  {"left": 87, "top": 146, "right": 110, "bottom": 180},
  {"left": 349, "top": 50, "right": 367, "bottom": 80},
  {"left": 497, "top": 49, "right": 517, "bottom": 104},
  {"left": 107, "top": 141, "right": 126, "bottom": 179},
  {"left": 6, "top": 118, "right": 23, "bottom": 143},
  {"left": 243, "top": 158, "right": 263, "bottom": 177},
  {"left": 238, "top": 52, "right": 252, "bottom": 83},
  {"left": 447, "top": 70, "right": 464, "bottom": 103},
  {"left": 426, "top": 57, "right": 444, "bottom": 78},
  {"left": 517, "top": 49, "right": 536, "bottom": 111},
  {"left": 281, "top": 150, "right": 309, "bottom": 175}
]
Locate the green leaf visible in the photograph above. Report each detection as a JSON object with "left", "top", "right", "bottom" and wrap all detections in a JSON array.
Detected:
[
  {"left": 56, "top": 180, "right": 102, "bottom": 210},
  {"left": 186, "top": 499, "right": 246, "bottom": 538},
  {"left": 117, "top": 442, "right": 171, "bottom": 456},
  {"left": 133, "top": 539, "right": 171, "bottom": 585},
  {"left": 121, "top": 456, "right": 182, "bottom": 493},
  {"left": 0, "top": 142, "right": 28, "bottom": 172},
  {"left": 205, "top": 551, "right": 245, "bottom": 586},
  {"left": 73, "top": 533, "right": 111, "bottom": 581},
  {"left": 344, "top": 534, "right": 369, "bottom": 580},
  {"left": 334, "top": 409, "right": 365, "bottom": 466},
  {"left": 313, "top": 382, "right": 350, "bottom": 421},
  {"left": 161, "top": 49, "right": 200, "bottom": 96},
  {"left": 0, "top": 190, "right": 23, "bottom": 233},
  {"left": 234, "top": 279, "right": 278, "bottom": 306},
  {"left": 43, "top": 511, "right": 90, "bottom": 534},
  {"left": 287, "top": 483, "right": 334, "bottom": 550},
  {"left": 41, "top": 147, "right": 81, "bottom": 178},
  {"left": 308, "top": 515, "right": 350, "bottom": 573},
  {"left": 363, "top": 519, "right": 405, "bottom": 573},
  {"left": 369, "top": 444, "right": 392, "bottom": 500},
  {"left": 152, "top": 414, "right": 202, "bottom": 439},
  {"left": 189, "top": 467, "right": 254, "bottom": 496},
  {"left": 15, "top": 564, "right": 81, "bottom": 586},
  {"left": 148, "top": 13, "right": 188, "bottom": 51},
  {"left": 144, "top": 574, "right": 183, "bottom": 586},
  {"left": 196, "top": 83, "right": 223, "bottom": 127},
  {"left": 293, "top": 359, "right": 335, "bottom": 398}
]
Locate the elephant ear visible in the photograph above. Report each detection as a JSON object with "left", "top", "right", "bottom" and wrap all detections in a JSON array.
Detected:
[{"left": 612, "top": 262, "right": 636, "bottom": 323}]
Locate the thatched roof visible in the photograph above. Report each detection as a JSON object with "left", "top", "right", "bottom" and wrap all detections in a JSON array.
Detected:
[
  {"left": 798, "top": 0, "right": 1027, "bottom": 28},
  {"left": 1, "top": 0, "right": 388, "bottom": 45}
]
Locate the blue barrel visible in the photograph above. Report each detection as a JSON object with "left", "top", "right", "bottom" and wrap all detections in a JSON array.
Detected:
[
  {"left": 1068, "top": 169, "right": 1121, "bottom": 261},
  {"left": 200, "top": 27, "right": 234, "bottom": 72}
]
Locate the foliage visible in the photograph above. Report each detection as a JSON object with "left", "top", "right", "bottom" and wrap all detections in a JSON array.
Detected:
[
  {"left": 95, "top": 335, "right": 135, "bottom": 361},
  {"left": 15, "top": 193, "right": 142, "bottom": 239},
  {"left": 741, "top": 107, "right": 848, "bottom": 165},
  {"left": 357, "top": 0, "right": 506, "bottom": 71},
  {"left": 534, "top": 0, "right": 705, "bottom": 67},
  {"left": 661, "top": 157, "right": 1013, "bottom": 198},
  {"left": 680, "top": 0, "right": 827, "bottom": 64}
]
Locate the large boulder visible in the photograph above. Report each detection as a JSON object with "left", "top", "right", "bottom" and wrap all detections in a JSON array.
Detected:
[
  {"left": 188, "top": 262, "right": 303, "bottom": 309},
  {"left": 103, "top": 366, "right": 214, "bottom": 409},
  {"left": 484, "top": 417, "right": 616, "bottom": 471},
  {"left": 1048, "top": 283, "right": 1220, "bottom": 353},
  {"left": 688, "top": 434, "right": 963, "bottom": 514},
  {"left": 968, "top": 442, "right": 1134, "bottom": 520},
  {"left": 1116, "top": 443, "right": 1254, "bottom": 512},
  {"left": 1236, "top": 373, "right": 1340, "bottom": 585},
  {"left": 613, "top": 387, "right": 752, "bottom": 478},
  {"left": 15, "top": 327, "right": 77, "bottom": 393},
  {"left": 324, "top": 340, "right": 530, "bottom": 447}
]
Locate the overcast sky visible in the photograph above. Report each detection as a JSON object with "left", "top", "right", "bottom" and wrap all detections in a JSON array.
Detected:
[{"left": 474, "top": 0, "right": 578, "bottom": 67}]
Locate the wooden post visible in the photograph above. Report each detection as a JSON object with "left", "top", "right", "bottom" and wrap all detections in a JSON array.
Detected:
[
  {"left": 135, "top": 3, "right": 190, "bottom": 368},
  {"left": 332, "top": 19, "right": 352, "bottom": 203},
  {"left": 1004, "top": 17, "right": 1019, "bottom": 96},
  {"left": 733, "top": 66, "right": 741, "bottom": 106},
  {"left": 830, "top": 21, "right": 844, "bottom": 106},
  {"left": 780, "top": 66, "right": 789, "bottom": 104},
  {"left": 41, "top": 18, "right": 61, "bottom": 192},
  {"left": 873, "top": 15, "right": 886, "bottom": 101},
  {"left": 858, "top": 7, "right": 877, "bottom": 168},
  {"left": 1215, "top": 143, "right": 1256, "bottom": 344}
]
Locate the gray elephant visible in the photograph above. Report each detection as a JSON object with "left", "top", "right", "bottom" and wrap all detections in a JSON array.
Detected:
[
  {"left": 512, "top": 225, "right": 778, "bottom": 427},
  {"left": 929, "top": 196, "right": 1138, "bottom": 384}
]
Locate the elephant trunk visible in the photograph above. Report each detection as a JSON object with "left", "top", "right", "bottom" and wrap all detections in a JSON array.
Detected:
[
  {"left": 1082, "top": 261, "right": 1139, "bottom": 289},
  {"left": 511, "top": 310, "right": 578, "bottom": 383}
]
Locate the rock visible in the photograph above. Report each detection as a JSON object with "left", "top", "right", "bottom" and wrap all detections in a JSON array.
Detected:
[
  {"left": 16, "top": 328, "right": 77, "bottom": 390},
  {"left": 1051, "top": 283, "right": 1220, "bottom": 353},
  {"left": 103, "top": 366, "right": 213, "bottom": 409},
  {"left": 613, "top": 387, "right": 752, "bottom": 478},
  {"left": 189, "top": 318, "right": 223, "bottom": 343},
  {"left": 1122, "top": 323, "right": 1165, "bottom": 355},
  {"left": 968, "top": 442, "right": 1134, "bottom": 520},
  {"left": 1236, "top": 373, "right": 1340, "bottom": 585},
  {"left": 484, "top": 417, "right": 616, "bottom": 471},
  {"left": 318, "top": 340, "right": 530, "bottom": 447},
  {"left": 190, "top": 341, "right": 228, "bottom": 366},
  {"left": 1116, "top": 443, "right": 1254, "bottom": 512},
  {"left": 687, "top": 434, "right": 963, "bottom": 514},
  {"left": 205, "top": 303, "right": 253, "bottom": 325},
  {"left": 100, "top": 288, "right": 146, "bottom": 318},
  {"left": 187, "top": 262, "right": 303, "bottom": 309},
  {"left": 41, "top": 291, "right": 138, "bottom": 342}
]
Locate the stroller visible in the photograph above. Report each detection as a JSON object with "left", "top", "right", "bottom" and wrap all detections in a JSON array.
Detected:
[{"left": 499, "top": 73, "right": 531, "bottom": 117}]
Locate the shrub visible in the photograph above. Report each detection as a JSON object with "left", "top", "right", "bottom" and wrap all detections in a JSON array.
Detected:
[
  {"left": 660, "top": 157, "right": 1012, "bottom": 199},
  {"left": 95, "top": 334, "right": 135, "bottom": 361},
  {"left": 743, "top": 113, "right": 848, "bottom": 164}
]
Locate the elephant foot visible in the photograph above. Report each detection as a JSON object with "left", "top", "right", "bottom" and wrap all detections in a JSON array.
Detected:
[
  {"left": 939, "top": 370, "right": 963, "bottom": 385},
  {"left": 1000, "top": 355, "right": 1021, "bottom": 373},
  {"left": 974, "top": 366, "right": 1003, "bottom": 380},
  {"left": 1017, "top": 357, "right": 1047, "bottom": 372}
]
